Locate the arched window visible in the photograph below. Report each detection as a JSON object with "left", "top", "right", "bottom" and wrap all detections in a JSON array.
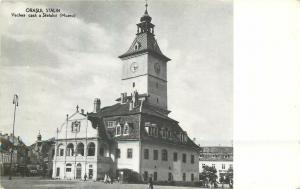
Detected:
[
  {"left": 66, "top": 143, "right": 74, "bottom": 156},
  {"left": 87, "top": 142, "right": 95, "bottom": 156},
  {"left": 76, "top": 143, "right": 84, "bottom": 156},
  {"left": 162, "top": 149, "right": 168, "bottom": 161},
  {"left": 57, "top": 144, "right": 64, "bottom": 156}
]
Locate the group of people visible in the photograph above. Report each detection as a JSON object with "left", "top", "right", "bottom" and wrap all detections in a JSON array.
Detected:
[
  {"left": 103, "top": 174, "right": 113, "bottom": 184},
  {"left": 103, "top": 174, "right": 120, "bottom": 184}
]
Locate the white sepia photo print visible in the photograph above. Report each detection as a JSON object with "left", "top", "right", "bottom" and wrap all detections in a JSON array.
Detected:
[{"left": 0, "top": 0, "right": 234, "bottom": 188}]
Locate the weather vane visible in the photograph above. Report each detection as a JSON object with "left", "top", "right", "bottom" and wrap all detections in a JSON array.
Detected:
[{"left": 145, "top": 0, "right": 148, "bottom": 11}]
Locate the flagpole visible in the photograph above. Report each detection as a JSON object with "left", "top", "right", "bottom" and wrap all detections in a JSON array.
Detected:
[
  {"left": 54, "top": 127, "right": 58, "bottom": 178},
  {"left": 64, "top": 114, "right": 68, "bottom": 179},
  {"left": 9, "top": 94, "right": 18, "bottom": 180}
]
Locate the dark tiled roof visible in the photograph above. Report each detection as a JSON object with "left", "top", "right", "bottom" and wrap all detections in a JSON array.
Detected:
[
  {"left": 88, "top": 101, "right": 200, "bottom": 151},
  {"left": 200, "top": 146, "right": 233, "bottom": 153},
  {"left": 199, "top": 147, "right": 233, "bottom": 161},
  {"left": 142, "top": 135, "right": 200, "bottom": 151},
  {"left": 89, "top": 103, "right": 140, "bottom": 118},
  {"left": 89, "top": 101, "right": 175, "bottom": 122},
  {"left": 119, "top": 32, "right": 170, "bottom": 61}
]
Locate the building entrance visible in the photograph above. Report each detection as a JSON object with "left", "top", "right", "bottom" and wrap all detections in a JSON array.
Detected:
[{"left": 76, "top": 164, "right": 81, "bottom": 179}]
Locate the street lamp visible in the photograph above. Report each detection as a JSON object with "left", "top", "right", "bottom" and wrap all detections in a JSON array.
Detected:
[{"left": 9, "top": 94, "right": 18, "bottom": 180}]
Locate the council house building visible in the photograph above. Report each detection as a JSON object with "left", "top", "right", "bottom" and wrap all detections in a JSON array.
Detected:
[{"left": 52, "top": 4, "right": 200, "bottom": 182}]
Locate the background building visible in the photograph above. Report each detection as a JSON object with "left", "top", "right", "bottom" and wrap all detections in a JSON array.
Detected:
[
  {"left": 199, "top": 146, "right": 233, "bottom": 180},
  {"left": 0, "top": 132, "right": 28, "bottom": 176},
  {"left": 28, "top": 132, "right": 55, "bottom": 177}
]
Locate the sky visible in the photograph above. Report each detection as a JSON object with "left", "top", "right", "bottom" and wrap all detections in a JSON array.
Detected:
[{"left": 0, "top": 0, "right": 232, "bottom": 146}]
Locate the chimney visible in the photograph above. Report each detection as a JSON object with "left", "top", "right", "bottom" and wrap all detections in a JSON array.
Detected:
[
  {"left": 93, "top": 98, "right": 101, "bottom": 113},
  {"left": 81, "top": 109, "right": 84, "bottom": 114}
]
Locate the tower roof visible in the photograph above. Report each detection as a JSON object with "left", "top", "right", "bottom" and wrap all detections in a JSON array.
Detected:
[
  {"left": 140, "top": 1, "right": 152, "bottom": 23},
  {"left": 119, "top": 32, "right": 170, "bottom": 61},
  {"left": 119, "top": 2, "right": 170, "bottom": 61}
]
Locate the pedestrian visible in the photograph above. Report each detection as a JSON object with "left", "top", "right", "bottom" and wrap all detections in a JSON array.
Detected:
[
  {"left": 148, "top": 177, "right": 153, "bottom": 189},
  {"left": 104, "top": 174, "right": 108, "bottom": 184},
  {"left": 84, "top": 174, "right": 87, "bottom": 181},
  {"left": 107, "top": 175, "right": 111, "bottom": 184}
]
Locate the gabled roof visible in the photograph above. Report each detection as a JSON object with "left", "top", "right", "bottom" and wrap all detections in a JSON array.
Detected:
[{"left": 119, "top": 32, "right": 171, "bottom": 61}]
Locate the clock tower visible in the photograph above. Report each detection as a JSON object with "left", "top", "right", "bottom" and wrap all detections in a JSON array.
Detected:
[{"left": 119, "top": 3, "right": 171, "bottom": 113}]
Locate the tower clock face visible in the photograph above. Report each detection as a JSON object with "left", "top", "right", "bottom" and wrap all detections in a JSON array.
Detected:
[
  {"left": 130, "top": 62, "right": 138, "bottom": 73},
  {"left": 154, "top": 63, "right": 161, "bottom": 74}
]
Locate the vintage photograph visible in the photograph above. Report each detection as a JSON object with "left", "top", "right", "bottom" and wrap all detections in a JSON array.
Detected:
[{"left": 0, "top": 0, "right": 232, "bottom": 188}]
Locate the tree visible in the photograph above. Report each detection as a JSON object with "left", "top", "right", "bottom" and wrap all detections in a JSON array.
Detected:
[
  {"left": 199, "top": 165, "right": 218, "bottom": 188},
  {"left": 225, "top": 167, "right": 233, "bottom": 188}
]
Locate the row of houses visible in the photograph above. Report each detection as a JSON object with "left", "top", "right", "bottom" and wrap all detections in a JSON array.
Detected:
[
  {"left": 0, "top": 132, "right": 55, "bottom": 177},
  {"left": 0, "top": 128, "right": 233, "bottom": 182}
]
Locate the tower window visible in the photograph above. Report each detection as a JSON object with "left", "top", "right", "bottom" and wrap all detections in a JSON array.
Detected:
[
  {"left": 134, "top": 42, "right": 141, "bottom": 50},
  {"left": 133, "top": 82, "right": 135, "bottom": 88},
  {"left": 157, "top": 98, "right": 159, "bottom": 103}
]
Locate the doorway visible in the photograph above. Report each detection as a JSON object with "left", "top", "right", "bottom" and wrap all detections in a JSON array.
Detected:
[{"left": 76, "top": 163, "right": 81, "bottom": 179}]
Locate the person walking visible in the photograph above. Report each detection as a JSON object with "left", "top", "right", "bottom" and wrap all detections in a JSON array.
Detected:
[
  {"left": 104, "top": 174, "right": 107, "bottom": 184},
  {"left": 148, "top": 177, "right": 153, "bottom": 189}
]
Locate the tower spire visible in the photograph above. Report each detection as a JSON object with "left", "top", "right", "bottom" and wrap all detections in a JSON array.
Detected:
[{"left": 145, "top": 0, "right": 148, "bottom": 14}]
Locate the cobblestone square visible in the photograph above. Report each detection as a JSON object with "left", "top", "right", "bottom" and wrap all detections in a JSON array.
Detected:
[{"left": 0, "top": 177, "right": 224, "bottom": 189}]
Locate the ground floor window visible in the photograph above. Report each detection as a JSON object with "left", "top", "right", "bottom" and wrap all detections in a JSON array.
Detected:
[
  {"left": 56, "top": 167, "right": 60, "bottom": 177},
  {"left": 183, "top": 173, "right": 186, "bottom": 181},
  {"left": 168, "top": 172, "right": 172, "bottom": 181},
  {"left": 66, "top": 163, "right": 72, "bottom": 172},
  {"left": 153, "top": 172, "right": 157, "bottom": 181},
  {"left": 143, "top": 171, "right": 148, "bottom": 181},
  {"left": 191, "top": 173, "right": 194, "bottom": 181}
]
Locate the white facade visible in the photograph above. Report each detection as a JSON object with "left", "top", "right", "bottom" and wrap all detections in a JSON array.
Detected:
[
  {"left": 121, "top": 53, "right": 168, "bottom": 110},
  {"left": 140, "top": 143, "right": 199, "bottom": 182},
  {"left": 116, "top": 141, "right": 141, "bottom": 173},
  {"left": 112, "top": 140, "right": 199, "bottom": 182},
  {"left": 52, "top": 111, "right": 112, "bottom": 180}
]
